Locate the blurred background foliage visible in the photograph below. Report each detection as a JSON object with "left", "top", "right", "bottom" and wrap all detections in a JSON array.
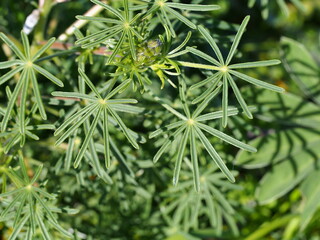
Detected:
[{"left": 0, "top": 0, "right": 320, "bottom": 239}]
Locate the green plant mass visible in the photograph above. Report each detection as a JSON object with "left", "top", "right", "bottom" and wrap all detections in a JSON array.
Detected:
[{"left": 0, "top": 0, "right": 319, "bottom": 239}]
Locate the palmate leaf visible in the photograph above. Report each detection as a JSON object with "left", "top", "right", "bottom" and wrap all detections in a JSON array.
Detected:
[
  {"left": 53, "top": 69, "right": 139, "bottom": 174},
  {"left": 143, "top": 0, "right": 220, "bottom": 38},
  {"left": 76, "top": 0, "right": 144, "bottom": 63},
  {"left": 0, "top": 88, "right": 55, "bottom": 152},
  {"left": 182, "top": 16, "right": 284, "bottom": 127},
  {"left": 0, "top": 31, "right": 63, "bottom": 131},
  {"left": 161, "top": 164, "right": 241, "bottom": 235},
  {"left": 149, "top": 78, "right": 256, "bottom": 191},
  {"left": 0, "top": 155, "right": 75, "bottom": 240}
]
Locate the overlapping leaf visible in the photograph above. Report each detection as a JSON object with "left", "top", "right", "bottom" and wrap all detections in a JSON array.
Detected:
[
  {"left": 149, "top": 78, "right": 256, "bottom": 191},
  {"left": 160, "top": 163, "right": 241, "bottom": 235},
  {"left": 143, "top": 0, "right": 220, "bottom": 37},
  {"left": 184, "top": 16, "right": 283, "bottom": 127},
  {"left": 53, "top": 69, "right": 139, "bottom": 172},
  {"left": 0, "top": 31, "right": 63, "bottom": 132},
  {"left": 76, "top": 0, "right": 144, "bottom": 63},
  {"left": 0, "top": 155, "right": 75, "bottom": 240}
]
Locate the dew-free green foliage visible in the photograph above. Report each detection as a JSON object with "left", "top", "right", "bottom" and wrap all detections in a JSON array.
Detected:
[
  {"left": 0, "top": 0, "right": 319, "bottom": 239},
  {"left": 0, "top": 154, "right": 76, "bottom": 240},
  {"left": 248, "top": 0, "right": 306, "bottom": 18},
  {"left": 0, "top": 32, "right": 63, "bottom": 130}
]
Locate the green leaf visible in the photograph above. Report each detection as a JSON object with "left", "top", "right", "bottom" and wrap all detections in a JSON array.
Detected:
[
  {"left": 75, "top": 15, "right": 122, "bottom": 24},
  {"left": 194, "top": 127, "right": 235, "bottom": 182},
  {"left": 32, "top": 191, "right": 58, "bottom": 224},
  {"left": 281, "top": 37, "right": 320, "bottom": 104},
  {"left": 195, "top": 107, "right": 240, "bottom": 122},
  {"left": 8, "top": 214, "right": 29, "bottom": 240},
  {"left": 227, "top": 73, "right": 253, "bottom": 118},
  {"left": 54, "top": 103, "right": 97, "bottom": 136},
  {"left": 78, "top": 69, "right": 101, "bottom": 97},
  {"left": 190, "top": 127, "right": 200, "bottom": 192},
  {"left": 222, "top": 74, "right": 228, "bottom": 127},
  {"left": 299, "top": 169, "right": 320, "bottom": 231},
  {"left": 30, "top": 69, "right": 47, "bottom": 120},
  {"left": 230, "top": 70, "right": 284, "bottom": 93},
  {"left": 153, "top": 125, "right": 186, "bottom": 163},
  {"left": 236, "top": 128, "right": 320, "bottom": 168},
  {"left": 90, "top": 0, "right": 124, "bottom": 21},
  {"left": 103, "top": 108, "right": 111, "bottom": 168},
  {"left": 32, "top": 38, "right": 56, "bottom": 61},
  {"left": 0, "top": 60, "right": 23, "bottom": 69},
  {"left": 21, "top": 31, "right": 30, "bottom": 60},
  {"left": 30, "top": 165, "right": 43, "bottom": 184},
  {"left": 127, "top": 29, "right": 137, "bottom": 61},
  {"left": 149, "top": 120, "right": 184, "bottom": 139},
  {"left": 166, "top": 3, "right": 220, "bottom": 11},
  {"left": 74, "top": 107, "right": 103, "bottom": 168},
  {"left": 33, "top": 65, "right": 64, "bottom": 87},
  {"left": 1, "top": 70, "right": 25, "bottom": 131},
  {"left": 0, "top": 65, "right": 24, "bottom": 86},
  {"left": 229, "top": 60, "right": 281, "bottom": 69},
  {"left": 48, "top": 218, "right": 73, "bottom": 238},
  {"left": 0, "top": 193, "right": 23, "bottom": 218},
  {"left": 186, "top": 47, "right": 220, "bottom": 66},
  {"left": 197, "top": 122, "right": 257, "bottom": 152},
  {"left": 190, "top": 72, "right": 221, "bottom": 90},
  {"left": 178, "top": 77, "right": 190, "bottom": 118},
  {"left": 0, "top": 33, "right": 26, "bottom": 61},
  {"left": 51, "top": 91, "right": 97, "bottom": 101},
  {"left": 19, "top": 68, "right": 30, "bottom": 136},
  {"left": 33, "top": 187, "right": 55, "bottom": 200},
  {"left": 36, "top": 212, "right": 51, "bottom": 240},
  {"left": 226, "top": 16, "right": 250, "bottom": 65},
  {"left": 192, "top": 84, "right": 222, "bottom": 117},
  {"left": 106, "top": 79, "right": 131, "bottom": 99},
  {"left": 107, "top": 32, "right": 125, "bottom": 64},
  {"left": 76, "top": 26, "right": 121, "bottom": 47},
  {"left": 55, "top": 104, "right": 99, "bottom": 145},
  {"left": 173, "top": 126, "right": 190, "bottom": 186},
  {"left": 243, "top": 88, "right": 320, "bottom": 128},
  {"left": 107, "top": 107, "right": 139, "bottom": 149},
  {"left": 28, "top": 194, "right": 36, "bottom": 234},
  {"left": 255, "top": 143, "right": 320, "bottom": 204},
  {"left": 164, "top": 6, "right": 196, "bottom": 29},
  {"left": 198, "top": 26, "right": 224, "bottom": 65}
]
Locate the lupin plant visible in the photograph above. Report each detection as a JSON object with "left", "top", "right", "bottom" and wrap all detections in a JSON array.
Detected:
[{"left": 4, "top": 0, "right": 316, "bottom": 239}]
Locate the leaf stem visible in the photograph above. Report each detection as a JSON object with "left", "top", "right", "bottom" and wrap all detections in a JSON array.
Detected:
[{"left": 178, "top": 61, "right": 221, "bottom": 71}]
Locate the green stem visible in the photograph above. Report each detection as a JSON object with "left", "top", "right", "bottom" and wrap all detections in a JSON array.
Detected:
[
  {"left": 245, "top": 214, "right": 298, "bottom": 240},
  {"left": 178, "top": 61, "right": 221, "bottom": 71},
  {"left": 34, "top": 48, "right": 80, "bottom": 63}
]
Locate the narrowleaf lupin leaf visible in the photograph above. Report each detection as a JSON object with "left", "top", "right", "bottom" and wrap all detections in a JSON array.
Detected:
[
  {"left": 0, "top": 31, "right": 63, "bottom": 131},
  {"left": 143, "top": 0, "right": 220, "bottom": 38},
  {"left": 76, "top": 0, "right": 144, "bottom": 63},
  {"left": 0, "top": 86, "right": 55, "bottom": 152},
  {"left": 150, "top": 78, "right": 256, "bottom": 191},
  {"left": 160, "top": 163, "right": 241, "bottom": 235},
  {"left": 0, "top": 155, "right": 75, "bottom": 240},
  {"left": 182, "top": 16, "right": 284, "bottom": 127},
  {"left": 53, "top": 69, "right": 139, "bottom": 172}
]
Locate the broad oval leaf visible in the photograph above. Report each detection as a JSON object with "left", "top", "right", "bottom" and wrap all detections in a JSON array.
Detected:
[
  {"left": 255, "top": 143, "right": 320, "bottom": 204},
  {"left": 299, "top": 169, "right": 320, "bottom": 231},
  {"left": 243, "top": 88, "right": 320, "bottom": 128},
  {"left": 281, "top": 37, "right": 320, "bottom": 105},
  {"left": 236, "top": 128, "right": 320, "bottom": 168}
]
